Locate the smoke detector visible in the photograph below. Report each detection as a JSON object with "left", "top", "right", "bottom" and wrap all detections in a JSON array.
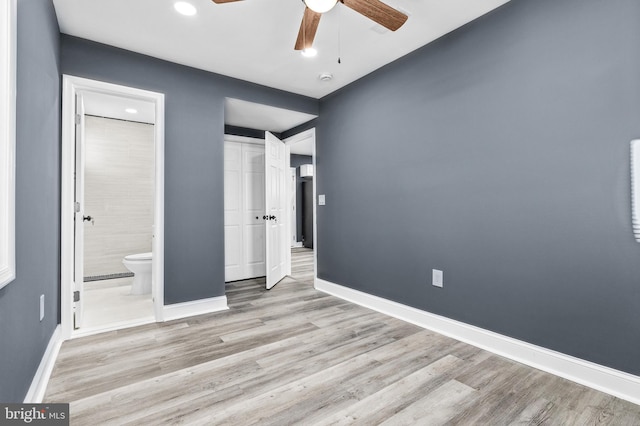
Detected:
[{"left": 318, "top": 72, "right": 333, "bottom": 82}]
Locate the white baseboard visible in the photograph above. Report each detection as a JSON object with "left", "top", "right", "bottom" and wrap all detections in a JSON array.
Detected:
[
  {"left": 292, "top": 242, "right": 303, "bottom": 248},
  {"left": 162, "top": 295, "right": 228, "bottom": 322},
  {"left": 72, "top": 317, "right": 155, "bottom": 339},
  {"left": 315, "top": 278, "right": 640, "bottom": 406},
  {"left": 24, "top": 325, "right": 62, "bottom": 403}
]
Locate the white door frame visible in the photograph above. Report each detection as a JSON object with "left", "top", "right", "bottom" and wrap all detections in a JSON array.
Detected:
[
  {"left": 61, "top": 75, "right": 165, "bottom": 340},
  {"left": 290, "top": 167, "right": 298, "bottom": 247},
  {"left": 284, "top": 128, "right": 317, "bottom": 284},
  {"left": 284, "top": 143, "right": 292, "bottom": 276},
  {"left": 73, "top": 94, "right": 86, "bottom": 329}
]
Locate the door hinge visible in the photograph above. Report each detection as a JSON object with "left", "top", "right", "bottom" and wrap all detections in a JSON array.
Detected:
[
  {"left": 74, "top": 202, "right": 81, "bottom": 213},
  {"left": 75, "top": 114, "right": 81, "bottom": 125},
  {"left": 73, "top": 291, "right": 80, "bottom": 302}
]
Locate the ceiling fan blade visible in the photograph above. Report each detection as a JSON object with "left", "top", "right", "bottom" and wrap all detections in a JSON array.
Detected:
[
  {"left": 341, "top": 0, "right": 407, "bottom": 31},
  {"left": 294, "top": 7, "right": 322, "bottom": 50},
  {"left": 211, "top": 0, "right": 243, "bottom": 4}
]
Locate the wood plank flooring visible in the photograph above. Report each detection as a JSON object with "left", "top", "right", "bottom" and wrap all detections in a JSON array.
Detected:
[{"left": 44, "top": 248, "right": 640, "bottom": 425}]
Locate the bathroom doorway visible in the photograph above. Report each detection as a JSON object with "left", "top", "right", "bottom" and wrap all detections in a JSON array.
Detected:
[
  {"left": 81, "top": 98, "right": 155, "bottom": 330},
  {"left": 61, "top": 76, "right": 165, "bottom": 339}
]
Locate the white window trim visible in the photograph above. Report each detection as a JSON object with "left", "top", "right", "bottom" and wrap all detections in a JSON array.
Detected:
[{"left": 0, "top": 0, "right": 16, "bottom": 289}]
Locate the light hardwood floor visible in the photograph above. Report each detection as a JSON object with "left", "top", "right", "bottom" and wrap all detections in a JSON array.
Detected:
[{"left": 45, "top": 248, "right": 640, "bottom": 425}]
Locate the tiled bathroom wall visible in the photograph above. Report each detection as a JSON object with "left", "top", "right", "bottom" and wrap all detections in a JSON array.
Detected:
[{"left": 83, "top": 116, "right": 154, "bottom": 278}]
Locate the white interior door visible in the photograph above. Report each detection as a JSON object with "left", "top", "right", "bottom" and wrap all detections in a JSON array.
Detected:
[
  {"left": 265, "top": 132, "right": 287, "bottom": 289},
  {"left": 73, "top": 93, "right": 86, "bottom": 329},
  {"left": 242, "top": 144, "right": 266, "bottom": 278},
  {"left": 224, "top": 141, "right": 266, "bottom": 282},
  {"left": 224, "top": 142, "right": 243, "bottom": 281}
]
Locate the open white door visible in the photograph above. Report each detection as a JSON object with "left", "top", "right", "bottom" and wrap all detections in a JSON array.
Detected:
[
  {"left": 265, "top": 132, "right": 288, "bottom": 289},
  {"left": 73, "top": 93, "right": 86, "bottom": 329}
]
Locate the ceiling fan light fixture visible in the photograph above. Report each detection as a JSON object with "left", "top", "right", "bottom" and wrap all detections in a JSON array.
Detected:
[
  {"left": 303, "top": 0, "right": 338, "bottom": 14},
  {"left": 301, "top": 47, "right": 318, "bottom": 57},
  {"left": 174, "top": 1, "right": 197, "bottom": 16}
]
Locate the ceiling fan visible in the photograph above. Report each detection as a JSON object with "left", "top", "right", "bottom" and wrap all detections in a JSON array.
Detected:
[{"left": 210, "top": 0, "right": 408, "bottom": 51}]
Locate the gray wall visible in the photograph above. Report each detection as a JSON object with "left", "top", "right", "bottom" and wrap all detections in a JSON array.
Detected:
[
  {"left": 291, "top": 154, "right": 312, "bottom": 243},
  {"left": 224, "top": 125, "right": 282, "bottom": 140},
  {"left": 317, "top": 0, "right": 640, "bottom": 375},
  {"left": 60, "top": 36, "right": 318, "bottom": 304},
  {"left": 0, "top": 0, "right": 60, "bottom": 402}
]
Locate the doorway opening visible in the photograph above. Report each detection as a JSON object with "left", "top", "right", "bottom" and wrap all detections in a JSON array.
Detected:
[
  {"left": 286, "top": 129, "right": 316, "bottom": 284},
  {"left": 61, "top": 76, "right": 165, "bottom": 339},
  {"left": 222, "top": 98, "right": 317, "bottom": 299},
  {"left": 223, "top": 130, "right": 317, "bottom": 297}
]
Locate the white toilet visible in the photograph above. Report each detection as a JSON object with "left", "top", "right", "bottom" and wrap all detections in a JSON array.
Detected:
[{"left": 122, "top": 252, "right": 153, "bottom": 295}]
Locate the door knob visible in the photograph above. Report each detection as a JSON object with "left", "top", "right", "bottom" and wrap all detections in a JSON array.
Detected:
[
  {"left": 83, "top": 215, "right": 94, "bottom": 225},
  {"left": 269, "top": 215, "right": 276, "bottom": 220}
]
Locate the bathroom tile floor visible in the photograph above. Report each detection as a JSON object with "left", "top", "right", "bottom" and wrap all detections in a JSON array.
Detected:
[{"left": 82, "top": 277, "right": 154, "bottom": 330}]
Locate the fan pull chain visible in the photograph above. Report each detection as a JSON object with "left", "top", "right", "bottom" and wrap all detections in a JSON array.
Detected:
[{"left": 337, "top": 4, "right": 342, "bottom": 64}]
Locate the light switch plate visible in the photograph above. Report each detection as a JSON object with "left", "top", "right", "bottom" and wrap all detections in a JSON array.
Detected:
[
  {"left": 319, "top": 194, "right": 326, "bottom": 206},
  {"left": 40, "top": 294, "right": 45, "bottom": 321},
  {"left": 432, "top": 269, "right": 443, "bottom": 288}
]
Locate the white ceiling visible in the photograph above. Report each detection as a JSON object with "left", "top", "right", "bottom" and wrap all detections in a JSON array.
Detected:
[
  {"left": 83, "top": 92, "right": 156, "bottom": 124},
  {"left": 289, "top": 138, "right": 313, "bottom": 156},
  {"left": 225, "top": 98, "right": 317, "bottom": 133},
  {"left": 52, "top": 0, "right": 510, "bottom": 100}
]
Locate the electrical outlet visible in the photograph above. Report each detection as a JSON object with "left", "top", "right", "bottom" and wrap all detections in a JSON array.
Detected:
[
  {"left": 432, "top": 269, "right": 443, "bottom": 288},
  {"left": 39, "top": 294, "right": 45, "bottom": 321}
]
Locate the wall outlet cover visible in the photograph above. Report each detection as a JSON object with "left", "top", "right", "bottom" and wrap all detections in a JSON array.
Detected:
[
  {"left": 432, "top": 269, "right": 443, "bottom": 288},
  {"left": 319, "top": 194, "right": 326, "bottom": 205}
]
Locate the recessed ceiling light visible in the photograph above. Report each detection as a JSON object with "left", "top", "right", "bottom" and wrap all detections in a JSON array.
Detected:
[
  {"left": 301, "top": 47, "right": 317, "bottom": 58},
  {"left": 174, "top": 2, "right": 197, "bottom": 16},
  {"left": 125, "top": 108, "right": 138, "bottom": 114},
  {"left": 318, "top": 73, "right": 333, "bottom": 82}
]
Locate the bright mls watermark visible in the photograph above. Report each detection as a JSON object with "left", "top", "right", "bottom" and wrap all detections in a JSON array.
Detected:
[{"left": 1, "top": 404, "right": 69, "bottom": 425}]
